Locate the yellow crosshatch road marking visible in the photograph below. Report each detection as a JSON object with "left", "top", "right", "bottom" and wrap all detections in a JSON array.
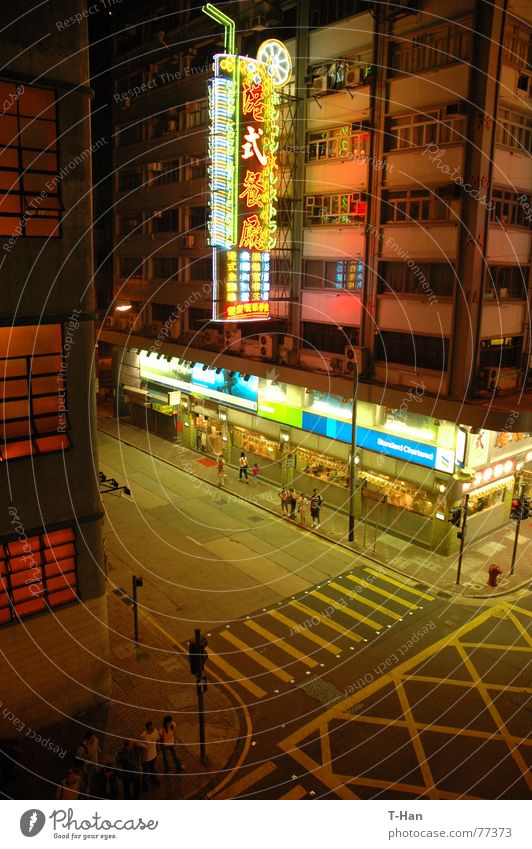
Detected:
[
  {"left": 244, "top": 620, "right": 318, "bottom": 668},
  {"left": 220, "top": 629, "right": 293, "bottom": 682},
  {"left": 206, "top": 650, "right": 267, "bottom": 698},
  {"left": 267, "top": 608, "right": 340, "bottom": 655},
  {"left": 346, "top": 574, "right": 420, "bottom": 610},
  {"left": 281, "top": 784, "right": 307, "bottom": 799},
  {"left": 329, "top": 580, "right": 403, "bottom": 620},
  {"left": 311, "top": 589, "right": 382, "bottom": 631},
  {"left": 217, "top": 761, "right": 276, "bottom": 799},
  {"left": 363, "top": 567, "right": 435, "bottom": 601},
  {"left": 291, "top": 600, "right": 364, "bottom": 642},
  {"left": 275, "top": 603, "right": 531, "bottom": 800}
]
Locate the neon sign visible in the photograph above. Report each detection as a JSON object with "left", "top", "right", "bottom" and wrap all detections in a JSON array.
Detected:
[{"left": 205, "top": 6, "right": 291, "bottom": 322}]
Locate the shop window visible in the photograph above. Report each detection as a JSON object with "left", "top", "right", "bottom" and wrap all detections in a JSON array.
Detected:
[
  {"left": 382, "top": 188, "right": 453, "bottom": 223},
  {"left": 233, "top": 426, "right": 282, "bottom": 461},
  {"left": 296, "top": 446, "right": 348, "bottom": 487},
  {"left": 360, "top": 471, "right": 435, "bottom": 517},
  {"left": 375, "top": 331, "right": 449, "bottom": 371},
  {"left": 304, "top": 193, "right": 366, "bottom": 225},
  {"left": 496, "top": 108, "right": 532, "bottom": 153},
  {"left": 153, "top": 209, "right": 179, "bottom": 233},
  {"left": 485, "top": 266, "right": 528, "bottom": 300},
  {"left": 0, "top": 82, "right": 61, "bottom": 239},
  {"left": 386, "top": 108, "right": 466, "bottom": 151},
  {"left": 378, "top": 262, "right": 455, "bottom": 297},
  {"left": 118, "top": 256, "right": 144, "bottom": 278},
  {"left": 480, "top": 336, "right": 522, "bottom": 369},
  {"left": 302, "top": 322, "right": 359, "bottom": 354},
  {"left": 389, "top": 22, "right": 472, "bottom": 76},
  {"left": 306, "top": 125, "right": 369, "bottom": 161},
  {"left": 152, "top": 256, "right": 179, "bottom": 279},
  {"left": 0, "top": 324, "right": 71, "bottom": 462},
  {"left": 0, "top": 527, "right": 78, "bottom": 625},
  {"left": 302, "top": 259, "right": 364, "bottom": 290},
  {"left": 490, "top": 190, "right": 532, "bottom": 227}
]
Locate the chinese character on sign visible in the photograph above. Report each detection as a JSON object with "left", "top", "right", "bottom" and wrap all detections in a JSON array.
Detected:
[
  {"left": 239, "top": 170, "right": 265, "bottom": 208},
  {"left": 240, "top": 215, "right": 268, "bottom": 251},
  {"left": 242, "top": 82, "right": 264, "bottom": 121},
  {"left": 241, "top": 126, "right": 267, "bottom": 166}
]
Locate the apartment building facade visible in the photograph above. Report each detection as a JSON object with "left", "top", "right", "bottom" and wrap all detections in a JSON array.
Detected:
[
  {"left": 0, "top": 1, "right": 111, "bottom": 736},
  {"left": 100, "top": 0, "right": 532, "bottom": 553}
]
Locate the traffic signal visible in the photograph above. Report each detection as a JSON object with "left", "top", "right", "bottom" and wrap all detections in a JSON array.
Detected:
[
  {"left": 522, "top": 496, "right": 532, "bottom": 520},
  {"left": 448, "top": 507, "right": 462, "bottom": 527},
  {"left": 510, "top": 498, "right": 522, "bottom": 521},
  {"left": 189, "top": 628, "right": 208, "bottom": 678}
]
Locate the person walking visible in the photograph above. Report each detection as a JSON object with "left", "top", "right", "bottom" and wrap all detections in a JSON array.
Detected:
[
  {"left": 289, "top": 487, "right": 297, "bottom": 520},
  {"left": 56, "top": 768, "right": 81, "bottom": 800},
  {"left": 298, "top": 493, "right": 309, "bottom": 526},
  {"left": 239, "top": 451, "right": 249, "bottom": 482},
  {"left": 159, "top": 715, "right": 184, "bottom": 775},
  {"left": 92, "top": 762, "right": 120, "bottom": 800},
  {"left": 115, "top": 739, "right": 143, "bottom": 800},
  {"left": 251, "top": 462, "right": 259, "bottom": 484},
  {"left": 217, "top": 454, "right": 226, "bottom": 487},
  {"left": 310, "top": 488, "right": 323, "bottom": 529},
  {"left": 139, "top": 720, "right": 160, "bottom": 791},
  {"left": 278, "top": 486, "right": 289, "bottom": 516}
]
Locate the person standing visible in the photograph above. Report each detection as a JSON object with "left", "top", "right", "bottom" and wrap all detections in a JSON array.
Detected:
[
  {"left": 298, "top": 493, "right": 309, "bottom": 526},
  {"left": 56, "top": 768, "right": 81, "bottom": 800},
  {"left": 278, "top": 486, "right": 289, "bottom": 516},
  {"left": 289, "top": 487, "right": 297, "bottom": 520},
  {"left": 251, "top": 462, "right": 259, "bottom": 484},
  {"left": 239, "top": 451, "right": 249, "bottom": 482},
  {"left": 217, "top": 454, "right": 226, "bottom": 487},
  {"left": 159, "top": 715, "right": 184, "bottom": 775},
  {"left": 92, "top": 762, "right": 120, "bottom": 800},
  {"left": 139, "top": 720, "right": 160, "bottom": 791},
  {"left": 75, "top": 729, "right": 100, "bottom": 793},
  {"left": 115, "top": 739, "right": 143, "bottom": 800},
  {"left": 310, "top": 488, "right": 323, "bottom": 528}
]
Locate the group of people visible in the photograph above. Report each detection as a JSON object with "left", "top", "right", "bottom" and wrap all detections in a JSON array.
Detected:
[
  {"left": 278, "top": 487, "right": 323, "bottom": 528},
  {"left": 217, "top": 452, "right": 259, "bottom": 486},
  {"left": 57, "top": 716, "right": 184, "bottom": 800}
]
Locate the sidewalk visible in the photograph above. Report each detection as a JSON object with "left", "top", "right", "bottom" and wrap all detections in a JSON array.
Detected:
[
  {"left": 97, "top": 415, "right": 531, "bottom": 600},
  {"left": 1, "top": 589, "right": 242, "bottom": 800}
]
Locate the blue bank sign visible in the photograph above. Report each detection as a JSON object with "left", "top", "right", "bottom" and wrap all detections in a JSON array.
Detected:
[{"left": 302, "top": 412, "right": 454, "bottom": 473}]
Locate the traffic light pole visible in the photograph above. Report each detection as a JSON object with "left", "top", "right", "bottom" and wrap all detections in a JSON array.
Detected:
[
  {"left": 456, "top": 493, "right": 469, "bottom": 585},
  {"left": 189, "top": 628, "right": 208, "bottom": 765},
  {"left": 510, "top": 476, "right": 523, "bottom": 576},
  {"left": 196, "top": 677, "right": 207, "bottom": 766}
]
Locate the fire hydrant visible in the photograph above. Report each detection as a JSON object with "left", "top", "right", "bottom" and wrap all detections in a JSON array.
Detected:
[{"left": 488, "top": 564, "right": 502, "bottom": 587}]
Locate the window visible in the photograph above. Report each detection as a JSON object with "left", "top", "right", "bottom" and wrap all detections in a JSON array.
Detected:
[
  {"left": 185, "top": 99, "right": 208, "bottom": 129},
  {"left": 378, "top": 262, "right": 455, "bottom": 297},
  {"left": 0, "top": 324, "right": 71, "bottom": 462},
  {"left": 485, "top": 267, "right": 528, "bottom": 300},
  {"left": 152, "top": 257, "right": 179, "bottom": 279},
  {"left": 480, "top": 336, "right": 522, "bottom": 369},
  {"left": 387, "top": 108, "right": 466, "bottom": 150},
  {"left": 490, "top": 190, "right": 532, "bottom": 227},
  {"left": 118, "top": 256, "right": 144, "bottom": 278},
  {"left": 190, "top": 255, "right": 212, "bottom": 280},
  {"left": 151, "top": 302, "right": 177, "bottom": 322},
  {"left": 309, "top": 0, "right": 369, "bottom": 29},
  {"left": 153, "top": 209, "right": 179, "bottom": 233},
  {"left": 375, "top": 332, "right": 449, "bottom": 371},
  {"left": 302, "top": 322, "right": 359, "bottom": 354},
  {"left": 306, "top": 126, "right": 369, "bottom": 161},
  {"left": 389, "top": 22, "right": 472, "bottom": 76},
  {"left": 496, "top": 108, "right": 532, "bottom": 153},
  {"left": 0, "top": 527, "right": 78, "bottom": 625},
  {"left": 382, "top": 188, "right": 454, "bottom": 223},
  {"left": 503, "top": 25, "right": 532, "bottom": 67},
  {"left": 517, "top": 72, "right": 532, "bottom": 99},
  {"left": 118, "top": 168, "right": 142, "bottom": 192},
  {"left": 117, "top": 122, "right": 143, "bottom": 146},
  {"left": 155, "top": 159, "right": 181, "bottom": 184},
  {"left": 0, "top": 82, "right": 61, "bottom": 238},
  {"left": 188, "top": 206, "right": 206, "bottom": 230},
  {"left": 303, "top": 259, "right": 364, "bottom": 290},
  {"left": 186, "top": 157, "right": 206, "bottom": 180},
  {"left": 304, "top": 193, "right": 366, "bottom": 225},
  {"left": 116, "top": 214, "right": 142, "bottom": 236}
]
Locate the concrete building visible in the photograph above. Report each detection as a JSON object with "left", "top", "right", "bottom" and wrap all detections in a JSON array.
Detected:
[
  {"left": 99, "top": 0, "right": 532, "bottom": 554},
  {"left": 0, "top": 1, "right": 111, "bottom": 737}
]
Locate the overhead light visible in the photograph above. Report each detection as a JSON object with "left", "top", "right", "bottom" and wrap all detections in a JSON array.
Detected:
[
  {"left": 98, "top": 472, "right": 107, "bottom": 483},
  {"left": 202, "top": 364, "right": 208, "bottom": 371},
  {"left": 243, "top": 374, "right": 251, "bottom": 382},
  {"left": 216, "top": 367, "right": 222, "bottom": 374},
  {"left": 115, "top": 300, "right": 132, "bottom": 312}
]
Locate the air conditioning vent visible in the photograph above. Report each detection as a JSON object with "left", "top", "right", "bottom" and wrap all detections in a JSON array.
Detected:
[
  {"left": 259, "top": 334, "right": 278, "bottom": 358},
  {"left": 344, "top": 346, "right": 369, "bottom": 375},
  {"left": 224, "top": 328, "right": 242, "bottom": 352},
  {"left": 312, "top": 75, "right": 330, "bottom": 95},
  {"left": 345, "top": 67, "right": 362, "bottom": 87}
]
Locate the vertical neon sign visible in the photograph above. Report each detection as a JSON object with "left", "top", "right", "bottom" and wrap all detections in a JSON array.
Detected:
[{"left": 204, "top": 6, "right": 291, "bottom": 322}]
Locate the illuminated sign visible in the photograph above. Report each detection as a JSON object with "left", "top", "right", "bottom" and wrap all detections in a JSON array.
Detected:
[
  {"left": 207, "top": 32, "right": 291, "bottom": 322},
  {"left": 462, "top": 459, "right": 515, "bottom": 491}
]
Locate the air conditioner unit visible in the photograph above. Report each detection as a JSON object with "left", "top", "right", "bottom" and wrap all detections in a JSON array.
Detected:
[
  {"left": 148, "top": 162, "right": 163, "bottom": 172},
  {"left": 202, "top": 330, "right": 223, "bottom": 348},
  {"left": 329, "top": 357, "right": 344, "bottom": 374},
  {"left": 345, "top": 67, "right": 362, "bottom": 87},
  {"left": 258, "top": 334, "right": 278, "bottom": 358},
  {"left": 182, "top": 235, "right": 195, "bottom": 248},
  {"left": 343, "top": 345, "right": 369, "bottom": 375},
  {"left": 224, "top": 328, "right": 242, "bottom": 351},
  {"left": 484, "top": 367, "right": 518, "bottom": 392},
  {"left": 313, "top": 75, "right": 330, "bottom": 95}
]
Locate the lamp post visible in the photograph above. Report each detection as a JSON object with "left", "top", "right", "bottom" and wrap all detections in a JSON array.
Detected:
[{"left": 348, "top": 361, "right": 359, "bottom": 543}]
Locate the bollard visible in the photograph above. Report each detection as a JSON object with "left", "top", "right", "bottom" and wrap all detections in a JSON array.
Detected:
[{"left": 487, "top": 564, "right": 501, "bottom": 588}]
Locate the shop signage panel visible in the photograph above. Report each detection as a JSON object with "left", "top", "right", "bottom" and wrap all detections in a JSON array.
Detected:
[{"left": 257, "top": 399, "right": 302, "bottom": 427}]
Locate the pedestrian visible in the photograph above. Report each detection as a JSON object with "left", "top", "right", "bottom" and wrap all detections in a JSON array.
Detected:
[
  {"left": 278, "top": 486, "right": 289, "bottom": 516},
  {"left": 217, "top": 454, "right": 226, "bottom": 486},
  {"left": 298, "top": 493, "right": 309, "bottom": 526},
  {"left": 139, "top": 720, "right": 160, "bottom": 791},
  {"left": 56, "top": 767, "right": 81, "bottom": 800},
  {"left": 251, "top": 462, "right": 259, "bottom": 483},
  {"left": 115, "top": 739, "right": 143, "bottom": 800},
  {"left": 75, "top": 729, "right": 100, "bottom": 793},
  {"left": 289, "top": 487, "right": 297, "bottom": 520},
  {"left": 310, "top": 488, "right": 323, "bottom": 529},
  {"left": 159, "top": 715, "right": 184, "bottom": 775},
  {"left": 92, "top": 762, "right": 120, "bottom": 800},
  {"left": 239, "top": 451, "right": 249, "bottom": 482}
]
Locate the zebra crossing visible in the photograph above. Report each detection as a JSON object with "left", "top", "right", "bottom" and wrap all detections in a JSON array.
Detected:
[{"left": 206, "top": 566, "right": 435, "bottom": 699}]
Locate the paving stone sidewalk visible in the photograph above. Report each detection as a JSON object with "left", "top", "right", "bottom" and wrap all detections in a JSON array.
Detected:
[{"left": 98, "top": 415, "right": 532, "bottom": 600}]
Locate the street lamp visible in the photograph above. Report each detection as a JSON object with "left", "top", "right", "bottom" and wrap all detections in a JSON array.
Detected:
[{"left": 348, "top": 360, "right": 359, "bottom": 542}]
